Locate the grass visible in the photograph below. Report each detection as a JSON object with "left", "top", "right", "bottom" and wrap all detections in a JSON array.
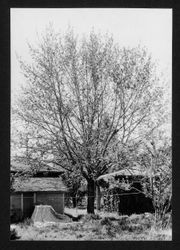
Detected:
[{"left": 11, "top": 208, "right": 172, "bottom": 241}]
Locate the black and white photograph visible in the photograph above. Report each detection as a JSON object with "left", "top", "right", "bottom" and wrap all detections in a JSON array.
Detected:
[{"left": 10, "top": 8, "right": 172, "bottom": 241}]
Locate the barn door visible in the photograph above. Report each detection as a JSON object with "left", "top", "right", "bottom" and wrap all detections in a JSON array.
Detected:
[{"left": 23, "top": 192, "right": 34, "bottom": 218}]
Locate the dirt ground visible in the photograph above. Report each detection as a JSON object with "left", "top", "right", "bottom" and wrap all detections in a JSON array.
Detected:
[{"left": 11, "top": 209, "right": 172, "bottom": 241}]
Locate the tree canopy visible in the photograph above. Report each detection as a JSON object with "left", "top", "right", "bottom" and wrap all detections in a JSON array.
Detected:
[{"left": 14, "top": 27, "right": 164, "bottom": 213}]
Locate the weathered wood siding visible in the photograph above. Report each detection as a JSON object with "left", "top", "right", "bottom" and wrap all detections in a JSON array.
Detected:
[
  {"left": 23, "top": 192, "right": 34, "bottom": 218},
  {"left": 10, "top": 193, "right": 22, "bottom": 221},
  {"left": 11, "top": 191, "right": 65, "bottom": 222},
  {"left": 36, "top": 192, "right": 64, "bottom": 214},
  {"left": 118, "top": 182, "right": 154, "bottom": 215},
  {"left": 11, "top": 193, "right": 21, "bottom": 209},
  {"left": 118, "top": 193, "right": 154, "bottom": 215}
]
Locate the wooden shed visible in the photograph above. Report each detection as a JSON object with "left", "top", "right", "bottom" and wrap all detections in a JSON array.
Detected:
[
  {"left": 10, "top": 177, "right": 68, "bottom": 222},
  {"left": 11, "top": 160, "right": 64, "bottom": 177},
  {"left": 97, "top": 167, "right": 155, "bottom": 215}
]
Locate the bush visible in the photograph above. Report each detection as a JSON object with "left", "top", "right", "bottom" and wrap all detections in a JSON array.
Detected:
[
  {"left": 162, "top": 212, "right": 172, "bottom": 228},
  {"left": 10, "top": 209, "right": 22, "bottom": 223},
  {"left": 19, "top": 218, "right": 33, "bottom": 229},
  {"left": 100, "top": 217, "right": 122, "bottom": 238},
  {"left": 118, "top": 216, "right": 130, "bottom": 230},
  {"left": 81, "top": 214, "right": 101, "bottom": 222},
  {"left": 23, "top": 218, "right": 33, "bottom": 226},
  {"left": 154, "top": 212, "right": 172, "bottom": 229},
  {"left": 10, "top": 228, "right": 20, "bottom": 240},
  {"left": 100, "top": 217, "right": 112, "bottom": 226},
  {"left": 117, "top": 213, "right": 155, "bottom": 232}
]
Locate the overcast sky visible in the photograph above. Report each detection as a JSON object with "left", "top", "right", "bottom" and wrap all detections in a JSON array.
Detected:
[{"left": 11, "top": 8, "right": 172, "bottom": 99}]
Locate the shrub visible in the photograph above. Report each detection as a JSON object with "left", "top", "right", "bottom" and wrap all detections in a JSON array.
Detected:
[
  {"left": 100, "top": 217, "right": 112, "bottom": 226},
  {"left": 19, "top": 218, "right": 33, "bottom": 229},
  {"left": 162, "top": 212, "right": 172, "bottom": 228},
  {"left": 118, "top": 215, "right": 129, "bottom": 226},
  {"left": 81, "top": 214, "right": 101, "bottom": 222},
  {"left": 116, "top": 213, "right": 155, "bottom": 232},
  {"left": 23, "top": 218, "right": 33, "bottom": 226},
  {"left": 10, "top": 228, "right": 20, "bottom": 240},
  {"left": 154, "top": 212, "right": 172, "bottom": 229},
  {"left": 10, "top": 209, "right": 22, "bottom": 223}
]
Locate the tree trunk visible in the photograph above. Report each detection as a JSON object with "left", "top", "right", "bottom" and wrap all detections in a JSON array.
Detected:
[
  {"left": 96, "top": 185, "right": 101, "bottom": 211},
  {"left": 72, "top": 197, "right": 76, "bottom": 208},
  {"left": 87, "top": 179, "right": 95, "bottom": 214}
]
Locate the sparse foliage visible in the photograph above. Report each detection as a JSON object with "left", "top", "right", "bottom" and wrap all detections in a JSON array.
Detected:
[
  {"left": 14, "top": 26, "right": 163, "bottom": 213},
  {"left": 61, "top": 169, "right": 85, "bottom": 208},
  {"left": 140, "top": 135, "right": 172, "bottom": 222}
]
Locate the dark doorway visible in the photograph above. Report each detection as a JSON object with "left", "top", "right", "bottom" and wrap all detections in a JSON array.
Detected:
[{"left": 23, "top": 192, "right": 34, "bottom": 218}]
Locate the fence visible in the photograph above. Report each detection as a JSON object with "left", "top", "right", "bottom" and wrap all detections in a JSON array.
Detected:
[
  {"left": 10, "top": 188, "right": 154, "bottom": 216},
  {"left": 64, "top": 189, "right": 147, "bottom": 213}
]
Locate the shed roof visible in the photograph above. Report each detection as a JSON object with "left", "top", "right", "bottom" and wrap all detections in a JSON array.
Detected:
[
  {"left": 97, "top": 167, "right": 154, "bottom": 182},
  {"left": 11, "top": 160, "right": 64, "bottom": 173},
  {"left": 12, "top": 177, "right": 68, "bottom": 192}
]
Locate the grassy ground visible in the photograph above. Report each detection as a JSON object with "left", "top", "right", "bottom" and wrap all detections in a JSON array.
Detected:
[{"left": 11, "top": 208, "right": 172, "bottom": 241}]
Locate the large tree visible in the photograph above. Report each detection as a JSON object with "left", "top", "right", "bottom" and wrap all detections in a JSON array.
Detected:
[{"left": 14, "top": 27, "right": 162, "bottom": 213}]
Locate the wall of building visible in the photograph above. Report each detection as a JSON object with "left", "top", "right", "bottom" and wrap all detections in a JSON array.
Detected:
[
  {"left": 10, "top": 193, "right": 22, "bottom": 221},
  {"left": 11, "top": 193, "right": 21, "bottom": 209},
  {"left": 118, "top": 193, "right": 154, "bottom": 215},
  {"left": 23, "top": 192, "right": 34, "bottom": 218},
  {"left": 10, "top": 191, "right": 65, "bottom": 222},
  {"left": 36, "top": 192, "right": 64, "bottom": 214},
  {"left": 118, "top": 182, "right": 154, "bottom": 215}
]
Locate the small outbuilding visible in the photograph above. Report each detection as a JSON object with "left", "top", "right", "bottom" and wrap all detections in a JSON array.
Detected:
[
  {"left": 11, "top": 160, "right": 64, "bottom": 177},
  {"left": 11, "top": 177, "right": 68, "bottom": 222},
  {"left": 97, "top": 167, "right": 155, "bottom": 215}
]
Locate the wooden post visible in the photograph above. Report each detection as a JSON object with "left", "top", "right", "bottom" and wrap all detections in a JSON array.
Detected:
[
  {"left": 96, "top": 185, "right": 101, "bottom": 211},
  {"left": 10, "top": 195, "right": 12, "bottom": 208},
  {"left": 34, "top": 193, "right": 36, "bottom": 204},
  {"left": 151, "top": 156, "right": 153, "bottom": 197},
  {"left": 75, "top": 194, "right": 78, "bottom": 215},
  {"left": 62, "top": 193, "right": 64, "bottom": 214},
  {"left": 21, "top": 193, "right": 23, "bottom": 218}
]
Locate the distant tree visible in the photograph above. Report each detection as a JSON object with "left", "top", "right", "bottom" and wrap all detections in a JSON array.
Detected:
[
  {"left": 140, "top": 133, "right": 172, "bottom": 221},
  {"left": 61, "top": 168, "right": 85, "bottom": 208},
  {"left": 14, "top": 27, "right": 162, "bottom": 213}
]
